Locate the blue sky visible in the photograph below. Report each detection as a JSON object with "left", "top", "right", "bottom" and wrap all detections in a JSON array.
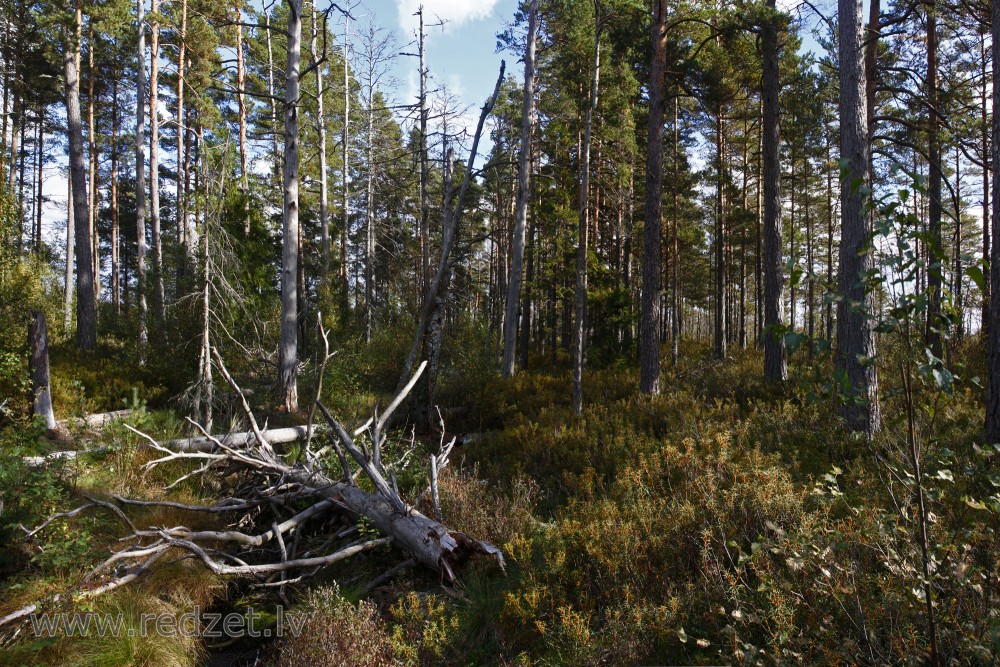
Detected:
[
  {"left": 38, "top": 0, "right": 840, "bottom": 244},
  {"left": 356, "top": 0, "right": 518, "bottom": 139}
]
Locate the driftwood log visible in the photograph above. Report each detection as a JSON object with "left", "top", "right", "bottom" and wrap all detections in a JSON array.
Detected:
[{"left": 1, "top": 356, "right": 502, "bottom": 631}]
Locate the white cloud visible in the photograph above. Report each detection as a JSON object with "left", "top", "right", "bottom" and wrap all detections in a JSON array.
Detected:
[{"left": 396, "top": 0, "right": 500, "bottom": 40}]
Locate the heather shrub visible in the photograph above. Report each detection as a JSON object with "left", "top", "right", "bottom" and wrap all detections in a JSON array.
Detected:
[
  {"left": 501, "top": 430, "right": 805, "bottom": 665},
  {"left": 273, "top": 586, "right": 398, "bottom": 667}
]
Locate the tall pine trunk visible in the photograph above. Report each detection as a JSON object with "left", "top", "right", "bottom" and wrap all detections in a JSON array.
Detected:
[
  {"left": 111, "top": 74, "right": 121, "bottom": 314},
  {"left": 150, "top": 0, "right": 164, "bottom": 324},
  {"left": 63, "top": 7, "right": 96, "bottom": 350},
  {"left": 236, "top": 0, "right": 248, "bottom": 234},
  {"left": 340, "top": 13, "right": 350, "bottom": 300},
  {"left": 836, "top": 0, "right": 880, "bottom": 437},
  {"left": 134, "top": 0, "right": 148, "bottom": 360},
  {"left": 714, "top": 103, "right": 727, "bottom": 359},
  {"left": 572, "top": 2, "right": 601, "bottom": 415},
  {"left": 672, "top": 95, "right": 681, "bottom": 365},
  {"left": 64, "top": 170, "right": 74, "bottom": 330},
  {"left": 639, "top": 0, "right": 667, "bottom": 394},
  {"left": 762, "top": 0, "right": 787, "bottom": 381},
  {"left": 502, "top": 0, "right": 538, "bottom": 378},
  {"left": 985, "top": 0, "right": 1000, "bottom": 442},
  {"left": 925, "top": 0, "right": 943, "bottom": 356},
  {"left": 279, "top": 0, "right": 303, "bottom": 413},
  {"left": 310, "top": 3, "right": 330, "bottom": 280},
  {"left": 417, "top": 8, "right": 429, "bottom": 293},
  {"left": 982, "top": 31, "right": 991, "bottom": 337}
]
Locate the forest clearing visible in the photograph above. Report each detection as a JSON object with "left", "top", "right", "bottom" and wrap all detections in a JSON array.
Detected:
[{"left": 1, "top": 0, "right": 1000, "bottom": 664}]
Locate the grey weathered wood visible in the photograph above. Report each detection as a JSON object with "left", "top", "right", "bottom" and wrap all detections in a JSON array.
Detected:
[
  {"left": 396, "top": 62, "right": 506, "bottom": 396},
  {"left": 280, "top": 0, "right": 303, "bottom": 412},
  {"left": 502, "top": 0, "right": 538, "bottom": 379},
  {"left": 134, "top": 0, "right": 148, "bottom": 359},
  {"left": 29, "top": 311, "right": 56, "bottom": 430}
]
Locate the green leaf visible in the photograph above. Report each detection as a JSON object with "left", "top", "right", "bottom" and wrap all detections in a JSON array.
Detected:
[
  {"left": 966, "top": 265, "right": 986, "bottom": 293},
  {"left": 784, "top": 331, "right": 806, "bottom": 356},
  {"left": 932, "top": 367, "right": 954, "bottom": 395}
]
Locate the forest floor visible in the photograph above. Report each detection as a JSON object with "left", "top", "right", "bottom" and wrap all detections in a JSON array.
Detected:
[{"left": 0, "top": 336, "right": 997, "bottom": 665}]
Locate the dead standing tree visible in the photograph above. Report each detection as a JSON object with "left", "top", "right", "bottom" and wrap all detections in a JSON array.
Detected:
[
  {"left": 396, "top": 61, "right": 507, "bottom": 422},
  {"left": 0, "top": 357, "right": 503, "bottom": 631}
]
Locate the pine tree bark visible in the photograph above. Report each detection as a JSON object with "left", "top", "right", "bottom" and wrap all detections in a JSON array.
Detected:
[
  {"left": 714, "top": 103, "right": 727, "bottom": 360},
  {"left": 672, "top": 96, "right": 681, "bottom": 366},
  {"left": 572, "top": 3, "right": 601, "bottom": 415},
  {"left": 134, "top": 0, "right": 148, "bottom": 360},
  {"left": 984, "top": 0, "right": 1000, "bottom": 442},
  {"left": 982, "top": 32, "right": 991, "bottom": 338},
  {"left": 279, "top": 0, "right": 303, "bottom": 413},
  {"left": 837, "top": 0, "right": 880, "bottom": 437},
  {"left": 63, "top": 8, "right": 96, "bottom": 350},
  {"left": 176, "top": 0, "right": 194, "bottom": 275},
  {"left": 502, "top": 0, "right": 538, "bottom": 378},
  {"left": 87, "top": 23, "right": 98, "bottom": 304},
  {"left": 310, "top": 3, "right": 330, "bottom": 280},
  {"left": 762, "top": 0, "right": 787, "bottom": 381},
  {"left": 34, "top": 111, "right": 43, "bottom": 255},
  {"left": 235, "top": 0, "right": 249, "bottom": 235},
  {"left": 417, "top": 7, "right": 429, "bottom": 293},
  {"left": 925, "top": 0, "right": 943, "bottom": 357},
  {"left": 64, "top": 171, "right": 74, "bottom": 330},
  {"left": 7, "top": 37, "right": 19, "bottom": 192},
  {"left": 150, "top": 0, "right": 164, "bottom": 325},
  {"left": 340, "top": 13, "right": 350, "bottom": 300},
  {"left": 111, "top": 74, "right": 121, "bottom": 314},
  {"left": 639, "top": 0, "right": 667, "bottom": 394}
]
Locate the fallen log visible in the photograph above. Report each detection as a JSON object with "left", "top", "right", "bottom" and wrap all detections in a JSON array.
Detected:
[
  {"left": 162, "top": 425, "right": 312, "bottom": 452},
  {"left": 59, "top": 409, "right": 134, "bottom": 428},
  {"left": 24, "top": 426, "right": 314, "bottom": 466},
  {"left": 2, "top": 356, "right": 503, "bottom": 632}
]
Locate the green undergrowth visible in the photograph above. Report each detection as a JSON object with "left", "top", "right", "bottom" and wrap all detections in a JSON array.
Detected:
[{"left": 1, "top": 337, "right": 999, "bottom": 665}]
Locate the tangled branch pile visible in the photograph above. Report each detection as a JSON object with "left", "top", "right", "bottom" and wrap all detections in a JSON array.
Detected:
[{"left": 0, "top": 357, "right": 502, "bottom": 631}]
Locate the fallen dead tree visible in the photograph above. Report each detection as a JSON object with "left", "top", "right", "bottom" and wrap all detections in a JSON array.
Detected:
[
  {"left": 1, "top": 354, "right": 503, "bottom": 631},
  {"left": 162, "top": 424, "right": 312, "bottom": 452},
  {"left": 24, "top": 425, "right": 314, "bottom": 466}
]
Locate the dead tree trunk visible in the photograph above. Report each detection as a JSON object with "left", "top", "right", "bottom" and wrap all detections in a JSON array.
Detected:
[
  {"left": 235, "top": 0, "right": 249, "bottom": 235},
  {"left": 395, "top": 62, "right": 506, "bottom": 398},
  {"left": 29, "top": 310, "right": 56, "bottom": 430},
  {"left": 310, "top": 3, "right": 330, "bottom": 280},
  {"left": 340, "top": 12, "right": 350, "bottom": 300},
  {"left": 135, "top": 0, "right": 148, "bottom": 360},
  {"left": 280, "top": 0, "right": 303, "bottom": 413},
  {"left": 502, "top": 0, "right": 538, "bottom": 379},
  {"left": 417, "top": 7, "right": 429, "bottom": 293},
  {"left": 1, "top": 361, "right": 503, "bottom": 632},
  {"left": 150, "top": 0, "right": 164, "bottom": 325}
]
